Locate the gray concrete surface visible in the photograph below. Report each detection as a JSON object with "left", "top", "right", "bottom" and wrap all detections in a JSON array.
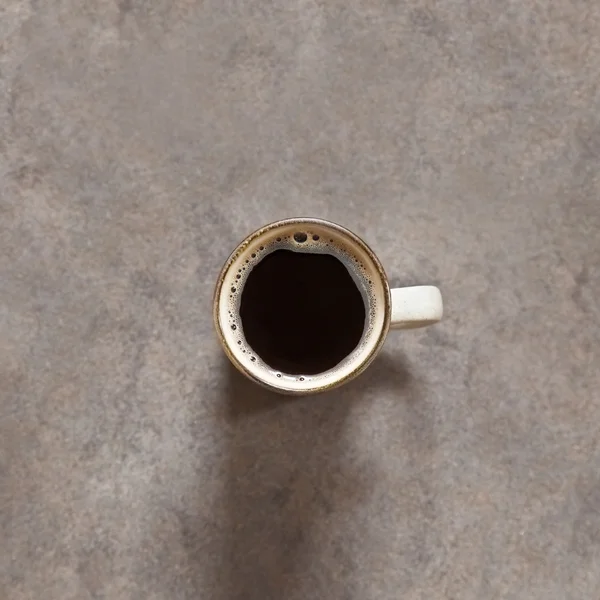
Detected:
[{"left": 1, "top": 1, "right": 600, "bottom": 598}]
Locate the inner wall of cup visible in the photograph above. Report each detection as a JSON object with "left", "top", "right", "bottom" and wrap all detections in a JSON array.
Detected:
[{"left": 217, "top": 221, "right": 389, "bottom": 392}]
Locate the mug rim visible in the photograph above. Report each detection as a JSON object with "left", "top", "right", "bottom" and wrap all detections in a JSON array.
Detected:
[{"left": 213, "top": 217, "right": 391, "bottom": 394}]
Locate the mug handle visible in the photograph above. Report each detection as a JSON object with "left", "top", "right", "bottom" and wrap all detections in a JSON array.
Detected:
[{"left": 390, "top": 286, "right": 443, "bottom": 329}]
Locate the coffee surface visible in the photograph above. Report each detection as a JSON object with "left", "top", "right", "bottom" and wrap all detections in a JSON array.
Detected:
[{"left": 240, "top": 249, "right": 366, "bottom": 374}]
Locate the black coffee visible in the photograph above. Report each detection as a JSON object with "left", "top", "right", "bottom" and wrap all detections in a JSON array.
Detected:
[{"left": 239, "top": 249, "right": 366, "bottom": 374}]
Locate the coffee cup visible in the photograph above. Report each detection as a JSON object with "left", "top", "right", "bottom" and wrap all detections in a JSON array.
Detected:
[{"left": 214, "top": 218, "right": 443, "bottom": 394}]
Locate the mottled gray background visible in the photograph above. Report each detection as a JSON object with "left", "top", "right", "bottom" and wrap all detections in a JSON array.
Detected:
[{"left": 1, "top": 0, "right": 599, "bottom": 598}]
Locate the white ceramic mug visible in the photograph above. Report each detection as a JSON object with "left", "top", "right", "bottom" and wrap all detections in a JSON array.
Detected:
[{"left": 214, "top": 218, "right": 443, "bottom": 395}]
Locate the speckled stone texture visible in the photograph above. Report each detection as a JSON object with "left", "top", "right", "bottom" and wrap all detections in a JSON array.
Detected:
[{"left": 1, "top": 0, "right": 599, "bottom": 598}]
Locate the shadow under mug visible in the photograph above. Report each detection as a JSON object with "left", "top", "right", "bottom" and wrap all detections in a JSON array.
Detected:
[{"left": 214, "top": 218, "right": 443, "bottom": 395}]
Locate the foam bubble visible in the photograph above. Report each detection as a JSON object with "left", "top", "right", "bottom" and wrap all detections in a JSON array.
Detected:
[{"left": 293, "top": 232, "right": 307, "bottom": 243}]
